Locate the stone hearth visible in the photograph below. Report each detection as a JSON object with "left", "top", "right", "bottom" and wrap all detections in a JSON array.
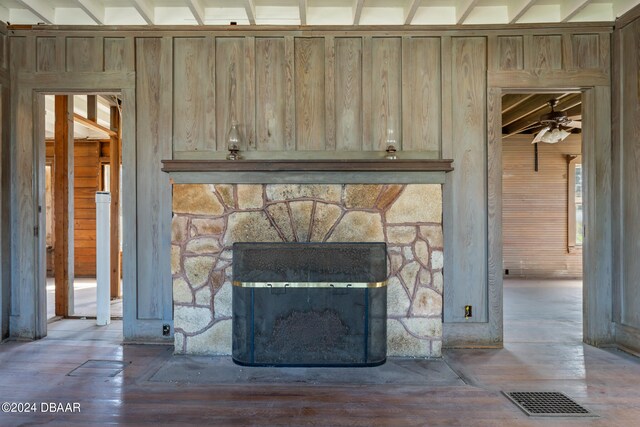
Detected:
[{"left": 172, "top": 184, "right": 443, "bottom": 357}]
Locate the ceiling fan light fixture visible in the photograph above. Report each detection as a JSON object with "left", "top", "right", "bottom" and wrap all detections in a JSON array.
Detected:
[{"left": 540, "top": 127, "right": 570, "bottom": 143}]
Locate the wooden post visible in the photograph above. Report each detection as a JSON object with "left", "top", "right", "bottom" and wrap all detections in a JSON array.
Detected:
[
  {"left": 54, "top": 96, "right": 74, "bottom": 317},
  {"left": 110, "top": 105, "right": 121, "bottom": 298},
  {"left": 87, "top": 95, "right": 97, "bottom": 122}
]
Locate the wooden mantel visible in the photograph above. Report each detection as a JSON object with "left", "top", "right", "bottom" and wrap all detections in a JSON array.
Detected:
[{"left": 161, "top": 157, "right": 454, "bottom": 184}]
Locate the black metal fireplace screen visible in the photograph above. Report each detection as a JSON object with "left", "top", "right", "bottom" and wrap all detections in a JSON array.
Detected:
[{"left": 232, "top": 242, "right": 387, "bottom": 367}]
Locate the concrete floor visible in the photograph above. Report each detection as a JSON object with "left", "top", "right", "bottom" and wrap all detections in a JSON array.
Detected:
[
  {"left": 46, "top": 277, "right": 123, "bottom": 320},
  {"left": 2, "top": 278, "right": 638, "bottom": 425},
  {"left": 503, "top": 278, "right": 583, "bottom": 344}
]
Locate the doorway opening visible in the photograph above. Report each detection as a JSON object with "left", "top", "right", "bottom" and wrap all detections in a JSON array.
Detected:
[
  {"left": 43, "top": 94, "right": 123, "bottom": 331},
  {"left": 500, "top": 92, "right": 584, "bottom": 344}
]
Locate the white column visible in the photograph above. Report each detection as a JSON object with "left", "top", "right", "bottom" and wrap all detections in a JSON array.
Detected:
[{"left": 95, "top": 192, "right": 111, "bottom": 326}]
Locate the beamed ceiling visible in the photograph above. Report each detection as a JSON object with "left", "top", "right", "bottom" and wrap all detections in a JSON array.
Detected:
[
  {"left": 0, "top": 0, "right": 638, "bottom": 26},
  {"left": 502, "top": 93, "right": 582, "bottom": 137}
]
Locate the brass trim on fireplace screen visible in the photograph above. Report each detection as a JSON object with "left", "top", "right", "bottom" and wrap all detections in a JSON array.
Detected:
[{"left": 232, "top": 281, "right": 388, "bottom": 289}]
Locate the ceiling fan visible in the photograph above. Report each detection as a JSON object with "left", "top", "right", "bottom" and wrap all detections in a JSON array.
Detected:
[{"left": 530, "top": 99, "right": 582, "bottom": 144}]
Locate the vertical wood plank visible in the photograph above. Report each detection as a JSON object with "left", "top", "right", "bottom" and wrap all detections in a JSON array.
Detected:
[
  {"left": 582, "top": 86, "right": 615, "bottom": 345},
  {"left": 401, "top": 37, "right": 440, "bottom": 153},
  {"left": 611, "top": 28, "right": 622, "bottom": 325},
  {"left": 362, "top": 36, "right": 373, "bottom": 151},
  {"left": 487, "top": 35, "right": 499, "bottom": 71},
  {"left": 173, "top": 37, "right": 215, "bottom": 153},
  {"left": 371, "top": 37, "right": 402, "bottom": 151},
  {"left": 216, "top": 38, "right": 245, "bottom": 151},
  {"left": 522, "top": 34, "right": 533, "bottom": 70},
  {"left": 121, "top": 86, "right": 138, "bottom": 339},
  {"left": 66, "top": 37, "right": 101, "bottom": 72},
  {"left": 572, "top": 34, "right": 599, "bottom": 69},
  {"left": 10, "top": 37, "right": 27, "bottom": 74},
  {"left": 599, "top": 32, "right": 611, "bottom": 72},
  {"left": 497, "top": 36, "right": 523, "bottom": 70},
  {"left": 445, "top": 37, "right": 487, "bottom": 323},
  {"left": 531, "top": 35, "right": 563, "bottom": 69},
  {"left": 324, "top": 36, "right": 336, "bottom": 151},
  {"left": 255, "top": 37, "right": 286, "bottom": 151},
  {"left": 54, "top": 96, "right": 74, "bottom": 317},
  {"left": 244, "top": 36, "right": 256, "bottom": 151},
  {"left": 55, "top": 36, "right": 65, "bottom": 73},
  {"left": 34, "top": 94, "right": 47, "bottom": 336},
  {"left": 11, "top": 83, "right": 31, "bottom": 334},
  {"left": 486, "top": 86, "right": 503, "bottom": 342},
  {"left": 562, "top": 33, "right": 574, "bottom": 70},
  {"left": 124, "top": 37, "right": 136, "bottom": 72},
  {"left": 620, "top": 21, "right": 640, "bottom": 332},
  {"left": 135, "top": 37, "right": 173, "bottom": 320},
  {"left": 36, "top": 37, "right": 57, "bottom": 72},
  {"left": 0, "top": 84, "right": 4, "bottom": 338},
  {"left": 440, "top": 36, "right": 452, "bottom": 159},
  {"left": 284, "top": 36, "right": 296, "bottom": 151},
  {"left": 0, "top": 33, "right": 5, "bottom": 70},
  {"left": 110, "top": 106, "right": 121, "bottom": 298},
  {"left": 335, "top": 37, "right": 363, "bottom": 151},
  {"left": 104, "top": 38, "right": 127, "bottom": 72},
  {"left": 295, "top": 37, "right": 325, "bottom": 150}
]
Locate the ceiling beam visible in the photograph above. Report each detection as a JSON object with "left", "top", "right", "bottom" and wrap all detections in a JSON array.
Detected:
[
  {"left": 503, "top": 93, "right": 581, "bottom": 136},
  {"left": 404, "top": 0, "right": 421, "bottom": 25},
  {"left": 244, "top": 0, "right": 256, "bottom": 25},
  {"left": 353, "top": 0, "right": 364, "bottom": 25},
  {"left": 132, "top": 0, "right": 154, "bottom": 25},
  {"left": 501, "top": 94, "right": 535, "bottom": 114},
  {"left": 74, "top": 113, "right": 116, "bottom": 138},
  {"left": 507, "top": 0, "right": 537, "bottom": 24},
  {"left": 502, "top": 93, "right": 564, "bottom": 127},
  {"left": 299, "top": 0, "right": 308, "bottom": 25},
  {"left": 186, "top": 0, "right": 205, "bottom": 25},
  {"left": 15, "top": 0, "right": 54, "bottom": 24},
  {"left": 75, "top": 0, "right": 104, "bottom": 24},
  {"left": 456, "top": 0, "right": 480, "bottom": 24},
  {"left": 561, "top": 0, "right": 593, "bottom": 22}
]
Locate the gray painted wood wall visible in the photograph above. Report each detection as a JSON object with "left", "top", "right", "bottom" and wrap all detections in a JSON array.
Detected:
[
  {"left": 0, "top": 22, "right": 9, "bottom": 340},
  {"left": 613, "top": 8, "right": 640, "bottom": 354},
  {"left": 4, "top": 24, "right": 613, "bottom": 345}
]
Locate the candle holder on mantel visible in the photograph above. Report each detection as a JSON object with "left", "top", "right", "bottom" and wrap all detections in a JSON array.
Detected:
[
  {"left": 384, "top": 128, "right": 398, "bottom": 160},
  {"left": 226, "top": 122, "right": 242, "bottom": 160}
]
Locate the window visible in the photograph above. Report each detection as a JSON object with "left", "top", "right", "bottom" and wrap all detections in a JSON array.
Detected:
[{"left": 567, "top": 155, "right": 582, "bottom": 251}]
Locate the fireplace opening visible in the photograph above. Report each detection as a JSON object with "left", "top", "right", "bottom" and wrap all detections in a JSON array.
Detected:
[{"left": 232, "top": 242, "right": 387, "bottom": 367}]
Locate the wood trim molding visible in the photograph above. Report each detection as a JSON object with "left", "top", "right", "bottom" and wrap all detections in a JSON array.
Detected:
[
  {"left": 162, "top": 158, "right": 454, "bottom": 173},
  {"left": 615, "top": 3, "right": 640, "bottom": 30}
]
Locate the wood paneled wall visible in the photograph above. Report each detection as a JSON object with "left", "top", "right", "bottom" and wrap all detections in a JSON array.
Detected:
[
  {"left": 0, "top": 21, "right": 9, "bottom": 340},
  {"left": 6, "top": 24, "right": 612, "bottom": 344},
  {"left": 45, "top": 140, "right": 108, "bottom": 277},
  {"left": 613, "top": 8, "right": 640, "bottom": 354},
  {"left": 502, "top": 134, "right": 582, "bottom": 279}
]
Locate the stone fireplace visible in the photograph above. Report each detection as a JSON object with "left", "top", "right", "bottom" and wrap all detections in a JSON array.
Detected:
[{"left": 171, "top": 184, "right": 443, "bottom": 357}]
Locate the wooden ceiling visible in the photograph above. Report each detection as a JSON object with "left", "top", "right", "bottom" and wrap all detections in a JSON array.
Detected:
[
  {"left": 502, "top": 93, "right": 582, "bottom": 138},
  {"left": 2, "top": 1, "right": 639, "bottom": 26}
]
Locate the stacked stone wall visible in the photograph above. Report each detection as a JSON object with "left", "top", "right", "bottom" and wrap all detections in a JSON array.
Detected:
[{"left": 172, "top": 184, "right": 443, "bottom": 357}]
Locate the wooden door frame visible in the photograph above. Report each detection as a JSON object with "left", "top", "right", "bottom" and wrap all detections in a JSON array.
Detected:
[
  {"left": 485, "top": 85, "right": 614, "bottom": 347},
  {"left": 30, "top": 87, "right": 133, "bottom": 338}
]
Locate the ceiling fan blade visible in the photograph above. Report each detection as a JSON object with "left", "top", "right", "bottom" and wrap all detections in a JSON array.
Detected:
[
  {"left": 532, "top": 126, "right": 550, "bottom": 144},
  {"left": 564, "top": 120, "right": 582, "bottom": 129}
]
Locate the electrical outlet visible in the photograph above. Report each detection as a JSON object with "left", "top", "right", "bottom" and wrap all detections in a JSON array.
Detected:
[
  {"left": 464, "top": 305, "right": 472, "bottom": 319},
  {"left": 162, "top": 324, "right": 171, "bottom": 336}
]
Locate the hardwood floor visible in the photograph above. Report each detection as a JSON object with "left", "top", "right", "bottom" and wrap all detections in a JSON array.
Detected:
[{"left": 0, "top": 281, "right": 639, "bottom": 426}]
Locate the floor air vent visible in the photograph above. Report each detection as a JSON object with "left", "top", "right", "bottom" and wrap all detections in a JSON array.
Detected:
[
  {"left": 67, "top": 360, "right": 128, "bottom": 377},
  {"left": 503, "top": 391, "right": 596, "bottom": 417}
]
